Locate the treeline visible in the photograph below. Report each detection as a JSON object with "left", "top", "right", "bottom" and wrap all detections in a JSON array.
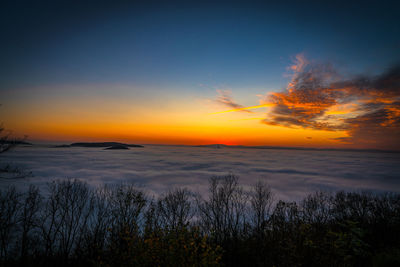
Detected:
[{"left": 1, "top": 175, "right": 400, "bottom": 266}]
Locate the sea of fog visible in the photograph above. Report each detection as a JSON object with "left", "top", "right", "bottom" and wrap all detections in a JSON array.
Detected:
[{"left": 1, "top": 145, "right": 400, "bottom": 201}]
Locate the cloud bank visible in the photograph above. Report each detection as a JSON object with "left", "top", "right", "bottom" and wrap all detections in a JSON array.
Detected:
[{"left": 1, "top": 146, "right": 400, "bottom": 202}]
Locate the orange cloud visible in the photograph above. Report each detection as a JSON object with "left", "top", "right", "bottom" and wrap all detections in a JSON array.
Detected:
[
  {"left": 261, "top": 56, "right": 400, "bottom": 149},
  {"left": 211, "top": 55, "right": 400, "bottom": 150},
  {"left": 325, "top": 103, "right": 358, "bottom": 115}
]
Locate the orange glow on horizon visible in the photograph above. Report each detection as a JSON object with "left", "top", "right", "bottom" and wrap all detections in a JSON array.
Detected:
[
  {"left": 0, "top": 88, "right": 352, "bottom": 148},
  {"left": 7, "top": 117, "right": 349, "bottom": 148}
]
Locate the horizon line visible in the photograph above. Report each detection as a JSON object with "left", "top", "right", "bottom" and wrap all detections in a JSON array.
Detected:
[{"left": 23, "top": 140, "right": 400, "bottom": 153}]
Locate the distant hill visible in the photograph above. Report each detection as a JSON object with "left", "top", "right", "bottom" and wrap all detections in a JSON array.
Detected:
[
  {"left": 53, "top": 144, "right": 70, "bottom": 148},
  {"left": 2, "top": 140, "right": 32, "bottom": 145},
  {"left": 70, "top": 142, "right": 143, "bottom": 148},
  {"left": 194, "top": 144, "right": 229, "bottom": 149},
  {"left": 104, "top": 144, "right": 129, "bottom": 150},
  {"left": 193, "top": 144, "right": 399, "bottom": 153}
]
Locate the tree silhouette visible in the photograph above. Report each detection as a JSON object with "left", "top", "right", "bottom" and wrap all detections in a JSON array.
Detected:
[{"left": 0, "top": 124, "right": 14, "bottom": 154}]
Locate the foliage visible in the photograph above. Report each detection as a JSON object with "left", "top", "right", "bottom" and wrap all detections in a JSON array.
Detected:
[{"left": 0, "top": 176, "right": 399, "bottom": 266}]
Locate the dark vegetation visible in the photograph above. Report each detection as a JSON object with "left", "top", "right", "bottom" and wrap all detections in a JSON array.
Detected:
[{"left": 0, "top": 175, "right": 399, "bottom": 267}]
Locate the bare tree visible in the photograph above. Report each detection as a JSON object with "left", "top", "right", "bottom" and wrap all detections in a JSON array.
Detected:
[
  {"left": 197, "top": 174, "right": 248, "bottom": 242},
  {"left": 143, "top": 198, "right": 161, "bottom": 237},
  {"left": 250, "top": 181, "right": 273, "bottom": 234},
  {"left": 18, "top": 185, "right": 42, "bottom": 260},
  {"left": 301, "top": 191, "right": 332, "bottom": 227},
  {"left": 331, "top": 191, "right": 374, "bottom": 225},
  {"left": 157, "top": 188, "right": 194, "bottom": 231},
  {"left": 80, "top": 186, "right": 112, "bottom": 257},
  {"left": 40, "top": 180, "right": 94, "bottom": 258},
  {"left": 0, "top": 186, "right": 20, "bottom": 260},
  {"left": 0, "top": 121, "right": 32, "bottom": 179},
  {"left": 0, "top": 125, "right": 15, "bottom": 154},
  {"left": 104, "top": 184, "right": 147, "bottom": 236},
  {"left": 270, "top": 200, "right": 300, "bottom": 233}
]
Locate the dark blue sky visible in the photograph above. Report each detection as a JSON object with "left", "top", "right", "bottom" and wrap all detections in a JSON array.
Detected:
[{"left": 1, "top": 0, "right": 399, "bottom": 91}]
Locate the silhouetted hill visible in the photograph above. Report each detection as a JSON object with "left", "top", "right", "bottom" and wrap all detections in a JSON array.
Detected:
[
  {"left": 193, "top": 144, "right": 399, "bottom": 153},
  {"left": 53, "top": 144, "right": 70, "bottom": 148},
  {"left": 104, "top": 144, "right": 129, "bottom": 150},
  {"left": 2, "top": 140, "right": 32, "bottom": 145},
  {"left": 194, "top": 144, "right": 228, "bottom": 149},
  {"left": 70, "top": 142, "right": 143, "bottom": 148}
]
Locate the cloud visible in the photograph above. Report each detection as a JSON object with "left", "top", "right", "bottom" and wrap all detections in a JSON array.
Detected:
[
  {"left": 261, "top": 55, "right": 400, "bottom": 149},
  {"left": 338, "top": 104, "right": 400, "bottom": 147},
  {"left": 1, "top": 146, "right": 400, "bottom": 202},
  {"left": 215, "top": 89, "right": 253, "bottom": 113},
  {"left": 288, "top": 53, "right": 309, "bottom": 73}
]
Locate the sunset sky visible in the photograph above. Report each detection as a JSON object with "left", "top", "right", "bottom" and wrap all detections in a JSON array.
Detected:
[{"left": 1, "top": 1, "right": 399, "bottom": 149}]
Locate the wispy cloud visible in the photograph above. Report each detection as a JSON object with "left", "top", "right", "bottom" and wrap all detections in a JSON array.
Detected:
[
  {"left": 210, "top": 104, "right": 273, "bottom": 115},
  {"left": 215, "top": 89, "right": 254, "bottom": 113}
]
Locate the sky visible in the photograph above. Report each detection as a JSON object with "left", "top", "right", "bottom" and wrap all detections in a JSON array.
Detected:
[{"left": 1, "top": 0, "right": 399, "bottom": 149}]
